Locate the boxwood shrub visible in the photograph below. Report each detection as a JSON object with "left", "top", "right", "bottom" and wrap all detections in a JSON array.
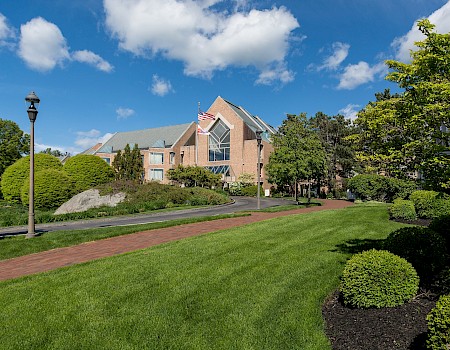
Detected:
[
  {"left": 1, "top": 154, "right": 62, "bottom": 202},
  {"left": 340, "top": 249, "right": 419, "bottom": 308},
  {"left": 429, "top": 215, "right": 450, "bottom": 252},
  {"left": 427, "top": 294, "right": 450, "bottom": 350},
  {"left": 384, "top": 227, "right": 448, "bottom": 284},
  {"left": 64, "top": 155, "right": 115, "bottom": 194},
  {"left": 389, "top": 199, "right": 417, "bottom": 220},
  {"left": 21, "top": 169, "right": 75, "bottom": 209}
]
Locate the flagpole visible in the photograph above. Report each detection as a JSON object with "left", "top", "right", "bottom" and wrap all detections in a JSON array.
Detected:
[{"left": 196, "top": 102, "right": 200, "bottom": 165}]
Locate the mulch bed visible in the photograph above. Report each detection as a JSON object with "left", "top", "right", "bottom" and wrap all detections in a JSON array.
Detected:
[{"left": 322, "top": 290, "right": 437, "bottom": 350}]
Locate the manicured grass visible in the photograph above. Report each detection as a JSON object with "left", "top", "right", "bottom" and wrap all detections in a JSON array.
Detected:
[
  {"left": 0, "top": 204, "right": 408, "bottom": 350},
  {"left": 0, "top": 213, "right": 249, "bottom": 261}
]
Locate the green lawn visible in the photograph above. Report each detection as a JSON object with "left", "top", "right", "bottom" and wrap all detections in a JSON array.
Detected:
[{"left": 0, "top": 204, "right": 408, "bottom": 350}]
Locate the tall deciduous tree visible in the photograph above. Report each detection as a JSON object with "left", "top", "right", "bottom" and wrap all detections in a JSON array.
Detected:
[
  {"left": 266, "top": 113, "right": 326, "bottom": 202},
  {"left": 0, "top": 119, "right": 29, "bottom": 178},
  {"left": 355, "top": 20, "right": 450, "bottom": 192}
]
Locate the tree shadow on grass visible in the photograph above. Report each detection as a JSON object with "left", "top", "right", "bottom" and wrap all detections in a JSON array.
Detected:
[{"left": 330, "top": 238, "right": 385, "bottom": 255}]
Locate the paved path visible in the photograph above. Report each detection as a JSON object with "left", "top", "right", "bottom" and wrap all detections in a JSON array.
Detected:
[{"left": 0, "top": 200, "right": 352, "bottom": 281}]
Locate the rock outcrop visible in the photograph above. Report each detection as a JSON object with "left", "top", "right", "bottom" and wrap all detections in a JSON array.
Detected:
[{"left": 54, "top": 189, "right": 126, "bottom": 215}]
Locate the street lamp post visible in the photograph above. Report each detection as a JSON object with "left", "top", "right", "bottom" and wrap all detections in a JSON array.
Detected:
[
  {"left": 25, "top": 92, "right": 40, "bottom": 238},
  {"left": 256, "top": 130, "right": 262, "bottom": 210}
]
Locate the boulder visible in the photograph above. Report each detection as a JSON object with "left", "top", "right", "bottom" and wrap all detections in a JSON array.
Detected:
[{"left": 54, "top": 189, "right": 126, "bottom": 215}]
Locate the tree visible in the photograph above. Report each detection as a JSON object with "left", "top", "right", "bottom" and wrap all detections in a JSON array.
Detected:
[
  {"left": 309, "top": 112, "right": 356, "bottom": 195},
  {"left": 354, "top": 20, "right": 450, "bottom": 192},
  {"left": 166, "top": 165, "right": 221, "bottom": 188},
  {"left": 40, "top": 147, "right": 68, "bottom": 158},
  {"left": 112, "top": 144, "right": 144, "bottom": 182},
  {"left": 266, "top": 113, "right": 327, "bottom": 202},
  {"left": 0, "top": 119, "right": 29, "bottom": 178}
]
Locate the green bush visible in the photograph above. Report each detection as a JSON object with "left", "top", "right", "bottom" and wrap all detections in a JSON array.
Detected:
[
  {"left": 410, "top": 190, "right": 449, "bottom": 219},
  {"left": 389, "top": 199, "right": 417, "bottom": 220},
  {"left": 340, "top": 249, "right": 419, "bottom": 308},
  {"left": 21, "top": 169, "right": 74, "bottom": 209},
  {"left": 1, "top": 154, "right": 62, "bottom": 202},
  {"left": 347, "top": 174, "right": 416, "bottom": 202},
  {"left": 64, "top": 155, "right": 115, "bottom": 194},
  {"left": 430, "top": 215, "right": 450, "bottom": 252},
  {"left": 384, "top": 227, "right": 448, "bottom": 284},
  {"left": 427, "top": 294, "right": 450, "bottom": 350}
]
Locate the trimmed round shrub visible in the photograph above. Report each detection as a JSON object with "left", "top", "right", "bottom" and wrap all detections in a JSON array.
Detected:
[
  {"left": 410, "top": 190, "right": 449, "bottom": 219},
  {"left": 63, "top": 155, "right": 115, "bottom": 194},
  {"left": 384, "top": 227, "right": 448, "bottom": 283},
  {"left": 340, "top": 249, "right": 419, "bottom": 308},
  {"left": 347, "top": 175, "right": 415, "bottom": 202},
  {"left": 429, "top": 215, "right": 450, "bottom": 251},
  {"left": 21, "top": 169, "right": 74, "bottom": 209},
  {"left": 426, "top": 294, "right": 450, "bottom": 350},
  {"left": 1, "top": 154, "right": 62, "bottom": 202},
  {"left": 389, "top": 199, "right": 417, "bottom": 220}
]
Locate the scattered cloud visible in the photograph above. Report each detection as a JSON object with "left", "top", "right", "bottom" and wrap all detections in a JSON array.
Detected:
[
  {"left": 256, "top": 63, "right": 295, "bottom": 85},
  {"left": 18, "top": 17, "right": 112, "bottom": 72},
  {"left": 104, "top": 0, "right": 299, "bottom": 84},
  {"left": 391, "top": 1, "right": 450, "bottom": 62},
  {"left": 0, "top": 12, "right": 16, "bottom": 47},
  {"left": 316, "top": 42, "right": 350, "bottom": 71},
  {"left": 150, "top": 75, "right": 174, "bottom": 96},
  {"left": 337, "top": 61, "right": 386, "bottom": 90},
  {"left": 74, "top": 129, "right": 114, "bottom": 150},
  {"left": 72, "top": 50, "right": 114, "bottom": 72},
  {"left": 338, "top": 103, "right": 360, "bottom": 121},
  {"left": 116, "top": 107, "right": 135, "bottom": 120}
]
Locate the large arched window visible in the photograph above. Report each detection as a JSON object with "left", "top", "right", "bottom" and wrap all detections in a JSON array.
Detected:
[{"left": 209, "top": 120, "right": 230, "bottom": 161}]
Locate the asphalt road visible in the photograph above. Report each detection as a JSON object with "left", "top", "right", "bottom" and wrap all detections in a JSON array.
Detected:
[{"left": 0, "top": 197, "right": 297, "bottom": 236}]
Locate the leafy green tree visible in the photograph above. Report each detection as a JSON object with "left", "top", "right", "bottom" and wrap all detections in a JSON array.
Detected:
[
  {"left": 167, "top": 165, "right": 221, "bottom": 188},
  {"left": 0, "top": 119, "right": 29, "bottom": 178},
  {"left": 112, "top": 144, "right": 144, "bottom": 182},
  {"left": 266, "top": 113, "right": 327, "bottom": 202},
  {"left": 40, "top": 147, "right": 68, "bottom": 158},
  {"left": 63, "top": 155, "right": 115, "bottom": 193},
  {"left": 1, "top": 153, "right": 62, "bottom": 202},
  {"left": 354, "top": 20, "right": 450, "bottom": 192}
]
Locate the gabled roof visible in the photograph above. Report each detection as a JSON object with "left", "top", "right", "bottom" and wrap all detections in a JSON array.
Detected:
[
  {"left": 96, "top": 122, "right": 195, "bottom": 153},
  {"left": 221, "top": 98, "right": 276, "bottom": 141}
]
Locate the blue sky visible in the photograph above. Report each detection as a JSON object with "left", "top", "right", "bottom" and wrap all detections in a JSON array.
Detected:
[{"left": 1, "top": 0, "right": 450, "bottom": 154}]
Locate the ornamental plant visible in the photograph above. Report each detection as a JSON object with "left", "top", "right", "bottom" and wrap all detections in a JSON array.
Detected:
[
  {"left": 1, "top": 154, "right": 62, "bottom": 202},
  {"left": 389, "top": 199, "right": 417, "bottom": 221},
  {"left": 429, "top": 215, "right": 450, "bottom": 252},
  {"left": 427, "top": 294, "right": 450, "bottom": 350},
  {"left": 340, "top": 249, "right": 419, "bottom": 308},
  {"left": 63, "top": 155, "right": 115, "bottom": 194},
  {"left": 410, "top": 190, "right": 449, "bottom": 218}
]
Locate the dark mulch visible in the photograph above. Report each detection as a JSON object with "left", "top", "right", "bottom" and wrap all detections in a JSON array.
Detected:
[
  {"left": 390, "top": 218, "right": 431, "bottom": 227},
  {"left": 323, "top": 290, "right": 437, "bottom": 350}
]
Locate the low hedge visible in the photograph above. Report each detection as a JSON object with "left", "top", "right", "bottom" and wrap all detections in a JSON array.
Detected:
[
  {"left": 389, "top": 199, "right": 417, "bottom": 220},
  {"left": 427, "top": 294, "right": 450, "bottom": 350},
  {"left": 340, "top": 249, "right": 419, "bottom": 308}
]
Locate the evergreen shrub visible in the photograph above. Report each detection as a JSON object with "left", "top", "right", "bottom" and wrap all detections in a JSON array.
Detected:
[
  {"left": 340, "top": 249, "right": 419, "bottom": 308},
  {"left": 429, "top": 215, "right": 450, "bottom": 251},
  {"left": 410, "top": 190, "right": 449, "bottom": 218},
  {"left": 1, "top": 154, "right": 62, "bottom": 202},
  {"left": 64, "top": 155, "right": 115, "bottom": 194},
  {"left": 384, "top": 227, "right": 448, "bottom": 283},
  {"left": 21, "top": 169, "right": 74, "bottom": 209},
  {"left": 389, "top": 199, "right": 417, "bottom": 220},
  {"left": 427, "top": 294, "right": 450, "bottom": 350}
]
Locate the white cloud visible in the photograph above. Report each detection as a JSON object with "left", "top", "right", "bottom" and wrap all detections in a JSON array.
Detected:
[
  {"left": 116, "top": 107, "right": 135, "bottom": 120},
  {"left": 151, "top": 75, "right": 174, "bottom": 96},
  {"left": 392, "top": 1, "right": 450, "bottom": 62},
  {"left": 0, "top": 13, "right": 15, "bottom": 47},
  {"left": 256, "top": 63, "right": 295, "bottom": 85},
  {"left": 338, "top": 104, "right": 360, "bottom": 121},
  {"left": 337, "top": 61, "right": 387, "bottom": 90},
  {"left": 18, "top": 17, "right": 70, "bottom": 71},
  {"left": 72, "top": 50, "right": 114, "bottom": 72},
  {"left": 75, "top": 129, "right": 114, "bottom": 150},
  {"left": 317, "top": 42, "right": 350, "bottom": 71},
  {"left": 104, "top": 0, "right": 299, "bottom": 84}
]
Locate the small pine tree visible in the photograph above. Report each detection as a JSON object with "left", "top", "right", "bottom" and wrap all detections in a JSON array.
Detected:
[{"left": 112, "top": 144, "right": 143, "bottom": 182}]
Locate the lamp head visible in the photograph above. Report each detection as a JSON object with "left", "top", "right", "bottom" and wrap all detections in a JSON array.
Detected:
[{"left": 25, "top": 91, "right": 40, "bottom": 122}]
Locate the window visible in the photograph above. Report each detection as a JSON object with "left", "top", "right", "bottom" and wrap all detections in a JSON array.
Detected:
[
  {"left": 169, "top": 152, "right": 175, "bottom": 165},
  {"left": 209, "top": 120, "right": 230, "bottom": 161},
  {"left": 101, "top": 157, "right": 110, "bottom": 165},
  {"left": 149, "top": 169, "right": 163, "bottom": 181},
  {"left": 150, "top": 152, "right": 164, "bottom": 164}
]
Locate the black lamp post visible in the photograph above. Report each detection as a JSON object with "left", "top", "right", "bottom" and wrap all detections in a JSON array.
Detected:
[
  {"left": 25, "top": 91, "right": 40, "bottom": 238},
  {"left": 256, "top": 130, "right": 262, "bottom": 210}
]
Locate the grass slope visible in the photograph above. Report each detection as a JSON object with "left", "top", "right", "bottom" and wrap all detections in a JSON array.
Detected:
[{"left": 0, "top": 204, "right": 408, "bottom": 350}]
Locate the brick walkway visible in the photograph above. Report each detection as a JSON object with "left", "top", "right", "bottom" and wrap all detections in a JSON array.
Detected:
[{"left": 0, "top": 200, "right": 352, "bottom": 281}]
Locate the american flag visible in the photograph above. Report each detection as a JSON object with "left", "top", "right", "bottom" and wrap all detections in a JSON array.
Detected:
[
  {"left": 197, "top": 125, "right": 210, "bottom": 135},
  {"left": 198, "top": 111, "right": 216, "bottom": 121}
]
